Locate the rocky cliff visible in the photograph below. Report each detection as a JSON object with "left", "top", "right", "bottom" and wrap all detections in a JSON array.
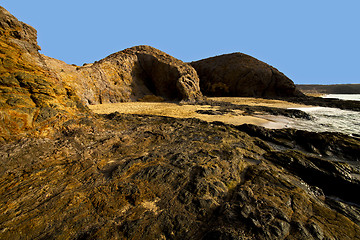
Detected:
[
  {"left": 0, "top": 6, "right": 202, "bottom": 140},
  {"left": 0, "top": 6, "right": 86, "bottom": 142},
  {"left": 191, "top": 53, "right": 303, "bottom": 98},
  {"left": 1, "top": 6, "right": 360, "bottom": 240},
  {"left": 43, "top": 45, "right": 203, "bottom": 105}
]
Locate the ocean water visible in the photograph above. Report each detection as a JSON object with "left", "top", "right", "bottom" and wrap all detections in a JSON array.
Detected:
[
  {"left": 285, "top": 94, "right": 360, "bottom": 136},
  {"left": 287, "top": 107, "right": 360, "bottom": 136},
  {"left": 323, "top": 94, "right": 360, "bottom": 101}
]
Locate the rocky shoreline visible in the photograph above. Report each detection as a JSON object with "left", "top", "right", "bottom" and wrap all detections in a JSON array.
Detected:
[
  {"left": 194, "top": 98, "right": 314, "bottom": 120},
  {"left": 1, "top": 113, "right": 360, "bottom": 239},
  {"left": 297, "top": 84, "right": 360, "bottom": 95},
  {"left": 1, "top": 5, "right": 360, "bottom": 239},
  {"left": 284, "top": 96, "right": 360, "bottom": 112}
]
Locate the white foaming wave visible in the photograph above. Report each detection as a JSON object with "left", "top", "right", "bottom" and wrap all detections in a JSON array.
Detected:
[
  {"left": 323, "top": 94, "right": 360, "bottom": 101},
  {"left": 286, "top": 106, "right": 360, "bottom": 136}
]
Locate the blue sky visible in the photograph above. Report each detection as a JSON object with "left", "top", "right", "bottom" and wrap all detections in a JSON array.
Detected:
[{"left": 2, "top": 1, "right": 359, "bottom": 84}]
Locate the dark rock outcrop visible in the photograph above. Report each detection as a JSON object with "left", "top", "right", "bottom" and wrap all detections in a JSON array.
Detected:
[
  {"left": 191, "top": 53, "right": 303, "bottom": 98},
  {"left": 297, "top": 84, "right": 360, "bottom": 94},
  {"left": 237, "top": 124, "right": 360, "bottom": 161},
  {"left": 1, "top": 113, "right": 360, "bottom": 239},
  {"left": 286, "top": 95, "right": 360, "bottom": 111}
]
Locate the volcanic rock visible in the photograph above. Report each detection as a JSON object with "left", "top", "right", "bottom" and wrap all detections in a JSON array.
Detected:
[
  {"left": 43, "top": 45, "right": 203, "bottom": 105},
  {"left": 1, "top": 6, "right": 202, "bottom": 141},
  {"left": 2, "top": 6, "right": 360, "bottom": 240},
  {"left": 0, "top": 6, "right": 86, "bottom": 141},
  {"left": 191, "top": 53, "right": 303, "bottom": 98},
  {"left": 0, "top": 6, "right": 40, "bottom": 54},
  {"left": 1, "top": 113, "right": 360, "bottom": 239}
]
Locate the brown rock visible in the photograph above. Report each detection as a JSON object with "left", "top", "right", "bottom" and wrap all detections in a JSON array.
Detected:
[
  {"left": 1, "top": 113, "right": 360, "bottom": 239},
  {"left": 0, "top": 6, "right": 86, "bottom": 141},
  {"left": 0, "top": 6, "right": 40, "bottom": 53},
  {"left": 190, "top": 53, "right": 303, "bottom": 98},
  {"left": 44, "top": 45, "right": 203, "bottom": 104},
  {"left": 1, "top": 6, "right": 202, "bottom": 140}
]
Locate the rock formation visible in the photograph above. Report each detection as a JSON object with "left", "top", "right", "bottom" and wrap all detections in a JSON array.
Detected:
[
  {"left": 191, "top": 53, "right": 303, "bottom": 98},
  {"left": 43, "top": 45, "right": 203, "bottom": 105},
  {"left": 0, "top": 6, "right": 40, "bottom": 54},
  {"left": 0, "top": 6, "right": 202, "bottom": 140},
  {"left": 0, "top": 6, "right": 86, "bottom": 142},
  {"left": 1, "top": 113, "right": 360, "bottom": 239},
  {"left": 1, "top": 6, "right": 360, "bottom": 240}
]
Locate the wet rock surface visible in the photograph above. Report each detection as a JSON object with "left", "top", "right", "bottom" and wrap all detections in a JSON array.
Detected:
[{"left": 1, "top": 113, "right": 360, "bottom": 239}]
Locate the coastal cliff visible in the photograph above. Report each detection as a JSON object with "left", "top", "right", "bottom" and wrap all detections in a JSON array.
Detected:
[
  {"left": 1, "top": 6, "right": 360, "bottom": 240},
  {"left": 43, "top": 45, "right": 203, "bottom": 105},
  {"left": 0, "top": 6, "right": 86, "bottom": 142},
  {"left": 0, "top": 6, "right": 202, "bottom": 141}
]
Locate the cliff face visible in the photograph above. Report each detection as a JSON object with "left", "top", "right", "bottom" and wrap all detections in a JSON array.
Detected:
[
  {"left": 191, "top": 53, "right": 303, "bottom": 98},
  {"left": 0, "top": 6, "right": 40, "bottom": 54},
  {"left": 0, "top": 6, "right": 86, "bottom": 141},
  {"left": 0, "top": 7, "right": 202, "bottom": 140},
  {"left": 43, "top": 45, "right": 203, "bottom": 105}
]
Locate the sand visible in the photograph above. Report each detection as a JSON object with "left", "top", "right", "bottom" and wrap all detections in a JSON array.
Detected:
[{"left": 88, "top": 97, "right": 312, "bottom": 128}]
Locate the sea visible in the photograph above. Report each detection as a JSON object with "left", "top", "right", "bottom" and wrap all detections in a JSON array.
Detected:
[
  {"left": 322, "top": 94, "right": 360, "bottom": 101},
  {"left": 286, "top": 94, "right": 360, "bottom": 137}
]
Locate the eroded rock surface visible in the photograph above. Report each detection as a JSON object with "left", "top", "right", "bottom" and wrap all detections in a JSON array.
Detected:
[
  {"left": 2, "top": 6, "right": 360, "bottom": 240},
  {"left": 0, "top": 6, "right": 86, "bottom": 142},
  {"left": 191, "top": 53, "right": 303, "bottom": 98},
  {"left": 1, "top": 114, "right": 360, "bottom": 239},
  {"left": 1, "top": 6, "right": 202, "bottom": 141},
  {"left": 0, "top": 6, "right": 40, "bottom": 54},
  {"left": 44, "top": 45, "right": 203, "bottom": 105}
]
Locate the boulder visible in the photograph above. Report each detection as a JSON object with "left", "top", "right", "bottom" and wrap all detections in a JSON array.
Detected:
[{"left": 190, "top": 53, "right": 303, "bottom": 98}]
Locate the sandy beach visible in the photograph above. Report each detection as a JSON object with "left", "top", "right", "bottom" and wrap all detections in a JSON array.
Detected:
[{"left": 89, "top": 97, "right": 313, "bottom": 128}]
